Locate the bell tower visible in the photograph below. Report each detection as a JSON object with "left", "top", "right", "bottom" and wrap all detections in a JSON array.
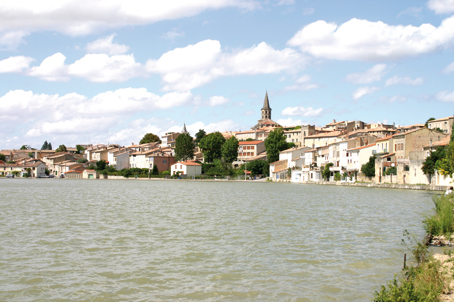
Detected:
[{"left": 261, "top": 91, "right": 271, "bottom": 120}]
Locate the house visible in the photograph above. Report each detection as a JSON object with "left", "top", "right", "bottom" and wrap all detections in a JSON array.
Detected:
[
  {"left": 171, "top": 161, "right": 201, "bottom": 176},
  {"left": 346, "top": 143, "right": 376, "bottom": 180},
  {"left": 161, "top": 132, "right": 181, "bottom": 147},
  {"left": 279, "top": 146, "right": 310, "bottom": 169},
  {"left": 115, "top": 150, "right": 131, "bottom": 170},
  {"left": 83, "top": 169, "right": 99, "bottom": 179},
  {"left": 0, "top": 160, "right": 46, "bottom": 178},
  {"left": 269, "top": 159, "right": 288, "bottom": 181},
  {"left": 393, "top": 128, "right": 448, "bottom": 161},
  {"left": 146, "top": 154, "right": 176, "bottom": 173},
  {"left": 42, "top": 152, "right": 76, "bottom": 175},
  {"left": 64, "top": 170, "right": 83, "bottom": 179},
  {"left": 304, "top": 131, "right": 343, "bottom": 148},
  {"left": 427, "top": 116, "right": 454, "bottom": 134},
  {"left": 237, "top": 141, "right": 266, "bottom": 161}
]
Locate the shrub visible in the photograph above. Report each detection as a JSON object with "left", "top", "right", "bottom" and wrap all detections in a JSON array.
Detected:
[
  {"left": 423, "top": 194, "right": 454, "bottom": 236},
  {"left": 334, "top": 172, "right": 341, "bottom": 181}
]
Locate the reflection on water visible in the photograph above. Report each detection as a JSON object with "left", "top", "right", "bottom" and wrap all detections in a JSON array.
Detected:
[{"left": 0, "top": 179, "right": 434, "bottom": 301}]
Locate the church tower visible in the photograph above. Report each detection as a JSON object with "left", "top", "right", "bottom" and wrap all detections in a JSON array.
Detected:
[{"left": 261, "top": 91, "right": 272, "bottom": 120}]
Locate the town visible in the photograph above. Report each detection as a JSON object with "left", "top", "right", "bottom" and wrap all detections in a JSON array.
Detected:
[{"left": 1, "top": 92, "right": 453, "bottom": 188}]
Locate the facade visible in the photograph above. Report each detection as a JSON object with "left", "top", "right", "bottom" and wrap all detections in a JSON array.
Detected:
[
  {"left": 171, "top": 161, "right": 201, "bottom": 176},
  {"left": 237, "top": 141, "right": 266, "bottom": 161},
  {"left": 393, "top": 128, "right": 448, "bottom": 160},
  {"left": 146, "top": 155, "right": 176, "bottom": 173},
  {"left": 304, "top": 131, "right": 343, "bottom": 148},
  {"left": 269, "top": 159, "right": 288, "bottom": 181},
  {"left": 83, "top": 169, "right": 99, "bottom": 179},
  {"left": 161, "top": 132, "right": 181, "bottom": 147},
  {"left": 427, "top": 116, "right": 454, "bottom": 134}
]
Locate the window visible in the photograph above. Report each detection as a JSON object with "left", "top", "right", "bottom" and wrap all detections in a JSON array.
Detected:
[
  {"left": 163, "top": 160, "right": 167, "bottom": 163},
  {"left": 180, "top": 165, "right": 182, "bottom": 169}
]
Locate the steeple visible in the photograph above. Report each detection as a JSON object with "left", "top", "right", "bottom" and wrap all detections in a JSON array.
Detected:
[
  {"left": 182, "top": 123, "right": 188, "bottom": 134},
  {"left": 261, "top": 91, "right": 272, "bottom": 120}
]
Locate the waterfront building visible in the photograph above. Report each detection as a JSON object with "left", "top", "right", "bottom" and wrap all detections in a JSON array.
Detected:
[{"left": 427, "top": 115, "right": 454, "bottom": 135}]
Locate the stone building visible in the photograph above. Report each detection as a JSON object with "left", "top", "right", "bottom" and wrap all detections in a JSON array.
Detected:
[{"left": 252, "top": 92, "right": 281, "bottom": 129}]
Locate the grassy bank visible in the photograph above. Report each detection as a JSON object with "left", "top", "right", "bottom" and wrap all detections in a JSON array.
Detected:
[{"left": 373, "top": 194, "right": 454, "bottom": 301}]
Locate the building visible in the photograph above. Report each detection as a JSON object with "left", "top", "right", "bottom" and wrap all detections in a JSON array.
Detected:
[
  {"left": 171, "top": 161, "right": 202, "bottom": 176},
  {"left": 427, "top": 116, "right": 454, "bottom": 134},
  {"left": 252, "top": 92, "right": 281, "bottom": 129}
]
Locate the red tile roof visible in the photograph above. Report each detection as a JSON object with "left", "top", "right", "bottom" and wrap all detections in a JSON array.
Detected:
[{"left": 239, "top": 141, "right": 263, "bottom": 145}]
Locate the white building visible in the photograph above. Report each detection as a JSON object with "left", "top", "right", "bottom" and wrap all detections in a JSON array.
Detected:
[{"left": 171, "top": 161, "right": 202, "bottom": 176}]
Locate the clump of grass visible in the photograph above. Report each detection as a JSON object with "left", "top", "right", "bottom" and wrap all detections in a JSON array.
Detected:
[
  {"left": 423, "top": 194, "right": 454, "bottom": 237},
  {"left": 373, "top": 231, "right": 449, "bottom": 302}
]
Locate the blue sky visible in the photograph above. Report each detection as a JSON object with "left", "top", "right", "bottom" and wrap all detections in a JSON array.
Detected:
[{"left": 1, "top": 0, "right": 453, "bottom": 149}]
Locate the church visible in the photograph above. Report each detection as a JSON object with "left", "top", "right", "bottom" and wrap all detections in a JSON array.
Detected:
[{"left": 252, "top": 92, "right": 281, "bottom": 129}]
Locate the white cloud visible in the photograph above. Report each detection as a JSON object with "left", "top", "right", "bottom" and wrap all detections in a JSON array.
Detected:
[
  {"left": 0, "top": 56, "right": 34, "bottom": 73},
  {"left": 277, "top": 0, "right": 294, "bottom": 5},
  {"left": 276, "top": 117, "right": 305, "bottom": 126},
  {"left": 27, "top": 53, "right": 69, "bottom": 81},
  {"left": 0, "top": 30, "right": 29, "bottom": 50},
  {"left": 443, "top": 61, "right": 454, "bottom": 74},
  {"left": 282, "top": 75, "right": 318, "bottom": 91},
  {"left": 281, "top": 106, "right": 323, "bottom": 117},
  {"left": 385, "top": 75, "right": 423, "bottom": 86},
  {"left": 162, "top": 28, "right": 184, "bottom": 41},
  {"left": 427, "top": 0, "right": 454, "bottom": 14},
  {"left": 287, "top": 16, "right": 454, "bottom": 61},
  {"left": 352, "top": 86, "right": 380, "bottom": 100},
  {"left": 345, "top": 64, "right": 388, "bottom": 84},
  {"left": 436, "top": 90, "right": 454, "bottom": 102},
  {"left": 147, "top": 39, "right": 306, "bottom": 91},
  {"left": 209, "top": 96, "right": 230, "bottom": 106},
  {"left": 0, "top": 1, "right": 260, "bottom": 36},
  {"left": 85, "top": 34, "right": 129, "bottom": 55},
  {"left": 68, "top": 53, "right": 144, "bottom": 82},
  {"left": 397, "top": 7, "right": 422, "bottom": 17}
]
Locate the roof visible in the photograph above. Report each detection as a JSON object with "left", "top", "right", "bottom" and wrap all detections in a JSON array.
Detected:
[
  {"left": 239, "top": 141, "right": 263, "bottom": 145},
  {"left": 280, "top": 146, "right": 308, "bottom": 153},
  {"left": 262, "top": 91, "right": 270, "bottom": 110},
  {"left": 306, "top": 131, "right": 343, "bottom": 138},
  {"left": 376, "top": 136, "right": 393, "bottom": 142},
  {"left": 392, "top": 127, "right": 443, "bottom": 137},
  {"left": 423, "top": 136, "right": 451, "bottom": 148},
  {"left": 428, "top": 116, "right": 454, "bottom": 123},
  {"left": 269, "top": 159, "right": 287, "bottom": 165},
  {"left": 402, "top": 123, "right": 424, "bottom": 129},
  {"left": 347, "top": 143, "right": 377, "bottom": 152},
  {"left": 380, "top": 153, "right": 395, "bottom": 158},
  {"left": 176, "top": 161, "right": 201, "bottom": 166},
  {"left": 65, "top": 170, "right": 82, "bottom": 174}
]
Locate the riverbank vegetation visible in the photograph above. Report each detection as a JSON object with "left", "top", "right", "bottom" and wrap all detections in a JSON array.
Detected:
[{"left": 373, "top": 194, "right": 454, "bottom": 301}]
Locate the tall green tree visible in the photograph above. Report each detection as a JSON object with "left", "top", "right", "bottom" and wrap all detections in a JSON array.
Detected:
[
  {"left": 76, "top": 145, "right": 85, "bottom": 154},
  {"left": 95, "top": 160, "right": 107, "bottom": 171},
  {"left": 20, "top": 145, "right": 27, "bottom": 150},
  {"left": 41, "top": 141, "right": 49, "bottom": 150},
  {"left": 323, "top": 163, "right": 334, "bottom": 180},
  {"left": 265, "top": 128, "right": 287, "bottom": 163},
  {"left": 195, "top": 129, "right": 206, "bottom": 145},
  {"left": 222, "top": 136, "right": 239, "bottom": 163},
  {"left": 175, "top": 133, "right": 195, "bottom": 161},
  {"left": 152, "top": 164, "right": 159, "bottom": 175},
  {"left": 48, "top": 142, "right": 52, "bottom": 150},
  {"left": 55, "top": 145, "right": 67, "bottom": 153},
  {"left": 361, "top": 155, "right": 376, "bottom": 177},
  {"left": 0, "top": 154, "right": 5, "bottom": 161},
  {"left": 140, "top": 133, "right": 161, "bottom": 144},
  {"left": 199, "top": 132, "right": 226, "bottom": 163}
]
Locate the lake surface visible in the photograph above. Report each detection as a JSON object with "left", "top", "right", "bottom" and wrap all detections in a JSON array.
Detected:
[{"left": 0, "top": 179, "right": 435, "bottom": 301}]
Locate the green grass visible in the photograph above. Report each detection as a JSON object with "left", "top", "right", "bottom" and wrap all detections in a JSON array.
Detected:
[{"left": 423, "top": 194, "right": 454, "bottom": 237}]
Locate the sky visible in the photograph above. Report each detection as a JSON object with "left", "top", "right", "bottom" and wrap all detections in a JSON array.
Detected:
[{"left": 1, "top": 0, "right": 454, "bottom": 149}]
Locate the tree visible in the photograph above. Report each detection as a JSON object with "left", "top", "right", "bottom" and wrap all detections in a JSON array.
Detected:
[
  {"left": 152, "top": 164, "right": 159, "bottom": 175},
  {"left": 195, "top": 129, "right": 206, "bottom": 145},
  {"left": 48, "top": 142, "right": 52, "bottom": 150},
  {"left": 361, "top": 155, "right": 376, "bottom": 177},
  {"left": 28, "top": 152, "right": 34, "bottom": 158},
  {"left": 41, "top": 141, "right": 49, "bottom": 150},
  {"left": 323, "top": 163, "right": 333, "bottom": 180},
  {"left": 76, "top": 145, "right": 85, "bottom": 154},
  {"left": 422, "top": 147, "right": 445, "bottom": 178},
  {"left": 384, "top": 166, "right": 397, "bottom": 175},
  {"left": 175, "top": 133, "right": 195, "bottom": 161},
  {"left": 222, "top": 136, "right": 239, "bottom": 163},
  {"left": 20, "top": 145, "right": 27, "bottom": 150},
  {"left": 244, "top": 160, "right": 269, "bottom": 175},
  {"left": 140, "top": 133, "right": 161, "bottom": 144},
  {"left": 199, "top": 132, "right": 226, "bottom": 163},
  {"left": 55, "top": 145, "right": 67, "bottom": 153},
  {"left": 0, "top": 154, "right": 5, "bottom": 161},
  {"left": 95, "top": 160, "right": 107, "bottom": 171},
  {"left": 77, "top": 158, "right": 88, "bottom": 163},
  {"left": 265, "top": 128, "right": 287, "bottom": 163}
]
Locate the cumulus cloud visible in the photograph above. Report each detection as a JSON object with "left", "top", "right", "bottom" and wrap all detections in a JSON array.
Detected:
[
  {"left": 443, "top": 61, "right": 454, "bottom": 74},
  {"left": 281, "top": 106, "right": 323, "bottom": 117},
  {"left": 282, "top": 75, "right": 318, "bottom": 91},
  {"left": 147, "top": 39, "right": 306, "bottom": 91},
  {"left": 436, "top": 90, "right": 454, "bottom": 102},
  {"left": 287, "top": 16, "right": 454, "bottom": 61},
  {"left": 352, "top": 86, "right": 380, "bottom": 100},
  {"left": 385, "top": 75, "right": 423, "bottom": 86},
  {"left": 276, "top": 117, "right": 307, "bottom": 126},
  {"left": 209, "top": 96, "right": 230, "bottom": 106},
  {"left": 0, "top": 1, "right": 260, "bottom": 36},
  {"left": 0, "top": 56, "right": 34, "bottom": 73},
  {"left": 345, "top": 64, "right": 388, "bottom": 84},
  {"left": 85, "top": 34, "right": 129, "bottom": 55},
  {"left": 427, "top": 0, "right": 454, "bottom": 14},
  {"left": 27, "top": 53, "right": 69, "bottom": 81}
]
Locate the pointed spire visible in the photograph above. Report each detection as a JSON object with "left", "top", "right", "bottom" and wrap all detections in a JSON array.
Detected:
[
  {"left": 262, "top": 91, "right": 270, "bottom": 110},
  {"left": 182, "top": 123, "right": 188, "bottom": 134}
]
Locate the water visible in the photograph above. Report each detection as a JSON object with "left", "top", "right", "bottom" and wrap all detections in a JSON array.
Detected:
[{"left": 0, "top": 179, "right": 435, "bottom": 301}]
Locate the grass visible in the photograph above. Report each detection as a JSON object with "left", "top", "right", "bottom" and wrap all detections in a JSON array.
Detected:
[
  {"left": 373, "top": 231, "right": 449, "bottom": 302},
  {"left": 423, "top": 194, "right": 454, "bottom": 237}
]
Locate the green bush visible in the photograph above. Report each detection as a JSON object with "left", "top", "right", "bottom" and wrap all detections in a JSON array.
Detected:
[
  {"left": 334, "top": 172, "right": 341, "bottom": 181},
  {"left": 423, "top": 194, "right": 454, "bottom": 236}
]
